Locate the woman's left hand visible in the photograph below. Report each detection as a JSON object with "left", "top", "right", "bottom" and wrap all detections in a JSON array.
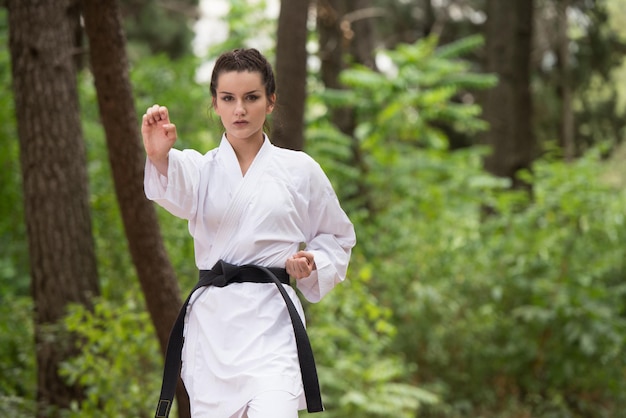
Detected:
[{"left": 285, "top": 251, "right": 316, "bottom": 279}]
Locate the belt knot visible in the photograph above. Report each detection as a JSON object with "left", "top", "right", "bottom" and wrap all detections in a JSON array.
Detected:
[{"left": 210, "top": 260, "right": 241, "bottom": 287}]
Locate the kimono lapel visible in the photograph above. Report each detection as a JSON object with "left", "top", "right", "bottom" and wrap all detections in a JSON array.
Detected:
[{"left": 206, "top": 136, "right": 273, "bottom": 265}]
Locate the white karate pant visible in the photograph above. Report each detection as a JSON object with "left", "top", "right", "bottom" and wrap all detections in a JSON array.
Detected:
[{"left": 229, "top": 390, "right": 300, "bottom": 418}]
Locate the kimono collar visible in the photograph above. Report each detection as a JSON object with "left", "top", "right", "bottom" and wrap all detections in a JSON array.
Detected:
[{"left": 217, "top": 133, "right": 273, "bottom": 178}]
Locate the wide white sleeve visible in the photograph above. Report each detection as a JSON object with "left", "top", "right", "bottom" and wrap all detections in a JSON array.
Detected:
[
  {"left": 144, "top": 148, "right": 206, "bottom": 220},
  {"left": 296, "top": 162, "right": 356, "bottom": 303}
]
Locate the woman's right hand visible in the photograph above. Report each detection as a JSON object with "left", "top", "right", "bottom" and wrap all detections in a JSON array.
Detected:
[{"left": 142, "top": 104, "right": 177, "bottom": 175}]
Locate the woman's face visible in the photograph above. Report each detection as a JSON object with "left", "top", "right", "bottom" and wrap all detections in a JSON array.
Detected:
[{"left": 213, "top": 70, "right": 275, "bottom": 144}]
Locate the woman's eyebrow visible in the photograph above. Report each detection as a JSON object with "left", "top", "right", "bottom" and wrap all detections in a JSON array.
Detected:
[{"left": 219, "top": 89, "right": 262, "bottom": 95}]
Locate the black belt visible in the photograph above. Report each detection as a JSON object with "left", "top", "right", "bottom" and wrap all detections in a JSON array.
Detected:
[{"left": 154, "top": 260, "right": 324, "bottom": 417}]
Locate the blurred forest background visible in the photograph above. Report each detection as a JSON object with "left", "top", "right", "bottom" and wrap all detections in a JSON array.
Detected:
[{"left": 2, "top": 0, "right": 626, "bottom": 417}]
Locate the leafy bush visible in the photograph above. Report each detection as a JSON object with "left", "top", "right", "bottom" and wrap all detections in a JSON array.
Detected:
[
  {"left": 307, "top": 34, "right": 626, "bottom": 417},
  {"left": 60, "top": 294, "right": 163, "bottom": 418},
  {"left": 0, "top": 297, "right": 36, "bottom": 416},
  {"left": 300, "top": 259, "right": 439, "bottom": 417}
]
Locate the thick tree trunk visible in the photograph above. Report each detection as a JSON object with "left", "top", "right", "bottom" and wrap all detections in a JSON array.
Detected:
[
  {"left": 272, "top": 0, "right": 310, "bottom": 150},
  {"left": 80, "top": 1, "right": 190, "bottom": 417},
  {"left": 7, "top": 0, "right": 100, "bottom": 416},
  {"left": 482, "top": 0, "right": 535, "bottom": 187}
]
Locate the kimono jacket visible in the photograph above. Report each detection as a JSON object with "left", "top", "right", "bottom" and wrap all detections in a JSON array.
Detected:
[{"left": 144, "top": 134, "right": 356, "bottom": 417}]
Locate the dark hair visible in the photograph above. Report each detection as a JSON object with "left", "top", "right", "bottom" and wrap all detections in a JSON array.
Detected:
[{"left": 210, "top": 48, "right": 276, "bottom": 106}]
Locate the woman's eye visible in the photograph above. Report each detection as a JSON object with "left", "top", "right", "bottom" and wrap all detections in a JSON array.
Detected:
[
  {"left": 246, "top": 95, "right": 259, "bottom": 101},
  {"left": 221, "top": 96, "right": 233, "bottom": 102}
]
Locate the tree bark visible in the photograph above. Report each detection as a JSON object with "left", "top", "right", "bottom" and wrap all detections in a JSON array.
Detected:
[
  {"left": 7, "top": 0, "right": 100, "bottom": 415},
  {"left": 345, "top": 0, "right": 378, "bottom": 69},
  {"left": 557, "top": 0, "right": 575, "bottom": 161},
  {"left": 317, "top": 0, "right": 376, "bottom": 212},
  {"left": 317, "top": 0, "right": 377, "bottom": 131},
  {"left": 482, "top": 0, "right": 535, "bottom": 187},
  {"left": 79, "top": 1, "right": 189, "bottom": 417},
  {"left": 272, "top": 0, "right": 310, "bottom": 150},
  {"left": 317, "top": 0, "right": 346, "bottom": 89}
]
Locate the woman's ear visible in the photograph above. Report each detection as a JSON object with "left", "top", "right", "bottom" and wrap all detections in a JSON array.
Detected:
[
  {"left": 212, "top": 97, "right": 217, "bottom": 110},
  {"left": 267, "top": 93, "right": 276, "bottom": 113}
]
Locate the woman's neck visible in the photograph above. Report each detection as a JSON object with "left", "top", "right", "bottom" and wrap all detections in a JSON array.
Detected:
[{"left": 227, "top": 133, "right": 264, "bottom": 176}]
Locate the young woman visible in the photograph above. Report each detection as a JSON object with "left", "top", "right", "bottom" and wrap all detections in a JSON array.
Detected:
[{"left": 142, "top": 48, "right": 356, "bottom": 418}]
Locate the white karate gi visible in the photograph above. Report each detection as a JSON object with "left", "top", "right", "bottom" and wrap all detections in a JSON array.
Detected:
[{"left": 144, "top": 135, "right": 356, "bottom": 417}]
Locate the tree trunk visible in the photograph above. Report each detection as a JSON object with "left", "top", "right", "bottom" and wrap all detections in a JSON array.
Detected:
[
  {"left": 482, "top": 0, "right": 535, "bottom": 187},
  {"left": 346, "top": 0, "right": 378, "bottom": 69},
  {"left": 317, "top": 0, "right": 377, "bottom": 129},
  {"left": 272, "top": 0, "right": 310, "bottom": 150},
  {"left": 317, "top": 0, "right": 348, "bottom": 97},
  {"left": 317, "top": 0, "right": 376, "bottom": 212},
  {"left": 557, "top": 0, "right": 575, "bottom": 161},
  {"left": 79, "top": 1, "right": 190, "bottom": 417},
  {"left": 7, "top": 0, "right": 100, "bottom": 416}
]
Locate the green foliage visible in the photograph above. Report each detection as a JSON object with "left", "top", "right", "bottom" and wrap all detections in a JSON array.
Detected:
[
  {"left": 335, "top": 35, "right": 496, "bottom": 150},
  {"left": 131, "top": 53, "right": 219, "bottom": 150},
  {"left": 300, "top": 261, "right": 439, "bottom": 418},
  {"left": 0, "top": 396, "right": 36, "bottom": 418},
  {"left": 307, "top": 35, "right": 496, "bottom": 219},
  {"left": 0, "top": 9, "right": 35, "bottom": 414},
  {"left": 308, "top": 35, "right": 497, "bottom": 221},
  {"left": 397, "top": 150, "right": 626, "bottom": 417},
  {"left": 307, "top": 35, "right": 626, "bottom": 417},
  {"left": 0, "top": 7, "right": 29, "bottom": 298},
  {"left": 203, "top": 0, "right": 276, "bottom": 59},
  {"left": 305, "top": 35, "right": 495, "bottom": 416},
  {"left": 0, "top": 297, "right": 36, "bottom": 416},
  {"left": 60, "top": 295, "right": 162, "bottom": 417},
  {"left": 121, "top": 0, "right": 199, "bottom": 61},
  {"left": 533, "top": 0, "right": 626, "bottom": 154}
]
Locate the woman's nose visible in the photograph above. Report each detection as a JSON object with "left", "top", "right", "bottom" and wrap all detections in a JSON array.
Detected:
[{"left": 234, "top": 100, "right": 246, "bottom": 115}]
